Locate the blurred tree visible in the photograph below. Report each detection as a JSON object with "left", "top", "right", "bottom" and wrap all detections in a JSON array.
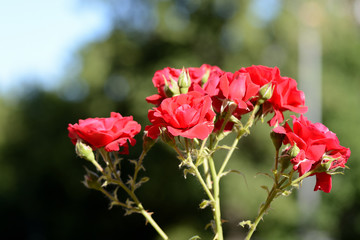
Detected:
[{"left": 0, "top": 0, "right": 359, "bottom": 239}]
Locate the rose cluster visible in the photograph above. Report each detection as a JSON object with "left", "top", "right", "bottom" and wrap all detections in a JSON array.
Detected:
[
  {"left": 145, "top": 64, "right": 307, "bottom": 139},
  {"left": 144, "top": 64, "right": 349, "bottom": 192},
  {"left": 68, "top": 64, "right": 350, "bottom": 193},
  {"left": 273, "top": 115, "right": 350, "bottom": 192}
]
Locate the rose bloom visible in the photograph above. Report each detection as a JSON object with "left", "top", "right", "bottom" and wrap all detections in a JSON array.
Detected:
[
  {"left": 195, "top": 71, "right": 259, "bottom": 131},
  {"left": 68, "top": 112, "right": 141, "bottom": 153},
  {"left": 273, "top": 115, "right": 351, "bottom": 193},
  {"left": 146, "top": 91, "right": 216, "bottom": 140},
  {"left": 207, "top": 71, "right": 259, "bottom": 116},
  {"left": 240, "top": 65, "right": 308, "bottom": 126},
  {"left": 146, "top": 64, "right": 224, "bottom": 105}
]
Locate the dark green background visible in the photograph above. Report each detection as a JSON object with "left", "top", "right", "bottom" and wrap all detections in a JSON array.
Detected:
[{"left": 0, "top": 0, "right": 359, "bottom": 239}]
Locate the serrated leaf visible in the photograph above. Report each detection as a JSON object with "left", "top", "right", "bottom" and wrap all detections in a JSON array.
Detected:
[
  {"left": 126, "top": 176, "right": 134, "bottom": 186},
  {"left": 256, "top": 172, "right": 275, "bottom": 180},
  {"left": 124, "top": 208, "right": 136, "bottom": 216},
  {"left": 216, "top": 145, "right": 236, "bottom": 151},
  {"left": 125, "top": 198, "right": 135, "bottom": 208},
  {"left": 282, "top": 190, "right": 292, "bottom": 196},
  {"left": 219, "top": 169, "right": 242, "bottom": 178},
  {"left": 205, "top": 220, "right": 215, "bottom": 231},
  {"left": 199, "top": 199, "right": 212, "bottom": 209},
  {"left": 183, "top": 168, "right": 196, "bottom": 179},
  {"left": 113, "top": 158, "right": 122, "bottom": 168},
  {"left": 239, "top": 220, "right": 253, "bottom": 228},
  {"left": 189, "top": 236, "right": 201, "bottom": 240},
  {"left": 134, "top": 177, "right": 150, "bottom": 190},
  {"left": 260, "top": 185, "right": 270, "bottom": 194},
  {"left": 139, "top": 176, "right": 150, "bottom": 183},
  {"left": 101, "top": 181, "right": 109, "bottom": 188}
]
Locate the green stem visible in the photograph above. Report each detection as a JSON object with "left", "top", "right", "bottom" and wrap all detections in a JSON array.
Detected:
[
  {"left": 101, "top": 184, "right": 168, "bottom": 239},
  {"left": 198, "top": 137, "right": 212, "bottom": 189},
  {"left": 98, "top": 188, "right": 128, "bottom": 208},
  {"left": 100, "top": 150, "right": 168, "bottom": 240},
  {"left": 176, "top": 144, "right": 215, "bottom": 202},
  {"left": 244, "top": 183, "right": 278, "bottom": 240},
  {"left": 132, "top": 150, "right": 147, "bottom": 190},
  {"left": 282, "top": 168, "right": 318, "bottom": 189},
  {"left": 189, "top": 161, "right": 215, "bottom": 202},
  {"left": 208, "top": 157, "right": 223, "bottom": 240},
  {"left": 274, "top": 149, "right": 279, "bottom": 184},
  {"left": 138, "top": 203, "right": 169, "bottom": 240},
  {"left": 218, "top": 136, "right": 240, "bottom": 177},
  {"left": 245, "top": 167, "right": 319, "bottom": 239},
  {"left": 245, "top": 176, "right": 287, "bottom": 240},
  {"left": 218, "top": 103, "right": 260, "bottom": 177}
]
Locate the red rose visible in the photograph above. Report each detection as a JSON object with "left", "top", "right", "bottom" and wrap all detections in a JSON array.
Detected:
[
  {"left": 145, "top": 67, "right": 182, "bottom": 105},
  {"left": 240, "top": 65, "right": 308, "bottom": 126},
  {"left": 188, "top": 64, "right": 224, "bottom": 86},
  {"left": 146, "top": 91, "right": 216, "bottom": 140},
  {"left": 198, "top": 71, "right": 259, "bottom": 131},
  {"left": 273, "top": 115, "right": 351, "bottom": 193},
  {"left": 146, "top": 64, "right": 224, "bottom": 105},
  {"left": 68, "top": 112, "right": 141, "bottom": 153},
  {"left": 216, "top": 72, "right": 259, "bottom": 115}
]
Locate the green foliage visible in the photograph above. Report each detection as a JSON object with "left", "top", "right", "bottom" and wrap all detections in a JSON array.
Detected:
[{"left": 0, "top": 0, "right": 359, "bottom": 239}]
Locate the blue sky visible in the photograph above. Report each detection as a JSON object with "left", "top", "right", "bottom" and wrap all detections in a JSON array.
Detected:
[{"left": 0, "top": 0, "right": 110, "bottom": 94}]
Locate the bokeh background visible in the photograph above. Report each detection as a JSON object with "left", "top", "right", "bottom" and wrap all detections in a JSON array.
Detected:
[{"left": 0, "top": 0, "right": 359, "bottom": 239}]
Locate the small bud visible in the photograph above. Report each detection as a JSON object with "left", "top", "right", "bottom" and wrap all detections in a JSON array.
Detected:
[
  {"left": 178, "top": 68, "right": 191, "bottom": 94},
  {"left": 82, "top": 168, "right": 102, "bottom": 190},
  {"left": 76, "top": 140, "right": 103, "bottom": 172},
  {"left": 317, "top": 155, "right": 337, "bottom": 172},
  {"left": 201, "top": 69, "right": 211, "bottom": 86},
  {"left": 288, "top": 144, "right": 300, "bottom": 159},
  {"left": 270, "top": 131, "right": 284, "bottom": 151},
  {"left": 163, "top": 76, "right": 180, "bottom": 97},
  {"left": 160, "top": 127, "right": 176, "bottom": 147},
  {"left": 258, "top": 83, "right": 274, "bottom": 104},
  {"left": 76, "top": 140, "right": 96, "bottom": 162},
  {"left": 143, "top": 133, "right": 156, "bottom": 153}
]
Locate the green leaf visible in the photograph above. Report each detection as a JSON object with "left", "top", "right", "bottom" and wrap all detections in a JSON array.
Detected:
[
  {"left": 239, "top": 220, "right": 253, "bottom": 229},
  {"left": 134, "top": 177, "right": 150, "bottom": 190},
  {"left": 256, "top": 172, "right": 275, "bottom": 181},
  {"left": 129, "top": 159, "right": 138, "bottom": 166},
  {"left": 183, "top": 168, "right": 196, "bottom": 179},
  {"left": 189, "top": 236, "right": 201, "bottom": 240},
  {"left": 215, "top": 145, "right": 236, "bottom": 151},
  {"left": 281, "top": 190, "right": 292, "bottom": 196},
  {"left": 199, "top": 199, "right": 213, "bottom": 209},
  {"left": 126, "top": 176, "right": 134, "bottom": 187},
  {"left": 260, "top": 185, "right": 270, "bottom": 194}
]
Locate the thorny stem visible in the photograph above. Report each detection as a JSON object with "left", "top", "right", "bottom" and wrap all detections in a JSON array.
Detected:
[
  {"left": 218, "top": 103, "right": 260, "bottom": 177},
  {"left": 208, "top": 156, "right": 223, "bottom": 240},
  {"left": 132, "top": 150, "right": 147, "bottom": 191},
  {"left": 274, "top": 149, "right": 280, "bottom": 184},
  {"left": 95, "top": 149, "right": 168, "bottom": 240},
  {"left": 245, "top": 168, "right": 319, "bottom": 240},
  {"left": 175, "top": 145, "right": 215, "bottom": 203},
  {"left": 199, "top": 137, "right": 212, "bottom": 189},
  {"left": 199, "top": 102, "right": 261, "bottom": 239},
  {"left": 244, "top": 182, "right": 279, "bottom": 240}
]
